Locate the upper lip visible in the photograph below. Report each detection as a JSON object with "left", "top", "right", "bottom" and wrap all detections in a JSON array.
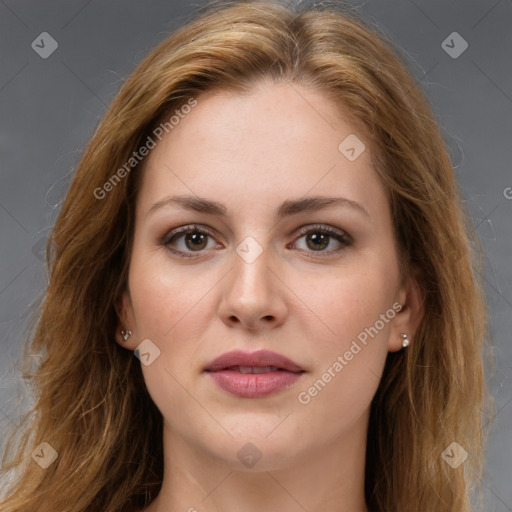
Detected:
[{"left": 204, "top": 349, "right": 304, "bottom": 373}]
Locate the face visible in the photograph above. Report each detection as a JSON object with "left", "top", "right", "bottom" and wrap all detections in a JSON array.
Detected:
[{"left": 117, "top": 80, "right": 420, "bottom": 471}]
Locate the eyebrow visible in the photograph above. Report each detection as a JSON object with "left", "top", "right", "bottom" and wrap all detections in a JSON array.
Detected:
[{"left": 146, "top": 194, "right": 370, "bottom": 220}]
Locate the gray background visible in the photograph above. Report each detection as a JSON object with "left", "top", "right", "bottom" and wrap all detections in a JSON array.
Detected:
[{"left": 0, "top": 0, "right": 510, "bottom": 509}]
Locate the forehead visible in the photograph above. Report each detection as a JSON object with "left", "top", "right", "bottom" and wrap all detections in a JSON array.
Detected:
[
  {"left": 159, "top": 81, "right": 365, "bottom": 157},
  {"left": 137, "top": 81, "right": 385, "bottom": 219}
]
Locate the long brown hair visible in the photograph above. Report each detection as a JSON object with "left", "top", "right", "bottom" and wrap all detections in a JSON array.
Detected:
[{"left": 0, "top": 1, "right": 491, "bottom": 510}]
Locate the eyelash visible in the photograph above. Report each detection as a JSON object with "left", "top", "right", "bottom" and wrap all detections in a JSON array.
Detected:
[{"left": 161, "top": 223, "right": 352, "bottom": 259}]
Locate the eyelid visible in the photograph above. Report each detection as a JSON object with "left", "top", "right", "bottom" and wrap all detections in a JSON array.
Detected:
[
  {"left": 161, "top": 224, "right": 214, "bottom": 243},
  {"left": 293, "top": 223, "right": 351, "bottom": 242}
]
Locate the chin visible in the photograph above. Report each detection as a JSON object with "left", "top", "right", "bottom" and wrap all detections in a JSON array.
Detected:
[{"left": 201, "top": 422, "right": 304, "bottom": 471}]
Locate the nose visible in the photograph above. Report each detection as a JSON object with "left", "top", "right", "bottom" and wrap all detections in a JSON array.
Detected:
[{"left": 218, "top": 245, "right": 287, "bottom": 331}]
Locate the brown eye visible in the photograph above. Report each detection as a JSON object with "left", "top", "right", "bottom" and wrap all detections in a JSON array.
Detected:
[
  {"left": 183, "top": 232, "right": 208, "bottom": 251},
  {"left": 305, "top": 232, "right": 330, "bottom": 251},
  {"left": 293, "top": 225, "right": 352, "bottom": 257},
  {"left": 162, "top": 225, "right": 218, "bottom": 257}
]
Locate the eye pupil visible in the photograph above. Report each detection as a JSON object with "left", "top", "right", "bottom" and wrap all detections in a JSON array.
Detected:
[
  {"left": 185, "top": 232, "right": 207, "bottom": 250},
  {"left": 306, "top": 233, "right": 329, "bottom": 251}
]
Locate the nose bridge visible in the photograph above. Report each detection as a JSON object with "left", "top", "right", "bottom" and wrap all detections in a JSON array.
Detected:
[
  {"left": 232, "top": 239, "right": 273, "bottom": 306},
  {"left": 219, "top": 236, "right": 286, "bottom": 329},
  {"left": 236, "top": 245, "right": 269, "bottom": 295}
]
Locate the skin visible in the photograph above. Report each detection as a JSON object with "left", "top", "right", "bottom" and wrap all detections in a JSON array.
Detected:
[{"left": 116, "top": 79, "right": 423, "bottom": 512}]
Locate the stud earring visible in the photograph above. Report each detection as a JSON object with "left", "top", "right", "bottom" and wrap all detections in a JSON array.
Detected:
[
  {"left": 120, "top": 329, "right": 132, "bottom": 342},
  {"left": 400, "top": 333, "right": 410, "bottom": 348}
]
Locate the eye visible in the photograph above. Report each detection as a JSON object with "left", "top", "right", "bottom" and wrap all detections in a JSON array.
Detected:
[
  {"left": 161, "top": 223, "right": 352, "bottom": 259},
  {"left": 162, "top": 224, "right": 221, "bottom": 257},
  {"left": 291, "top": 224, "right": 352, "bottom": 257}
]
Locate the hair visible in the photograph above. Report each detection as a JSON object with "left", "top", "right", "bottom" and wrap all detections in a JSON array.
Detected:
[{"left": 0, "top": 1, "right": 492, "bottom": 511}]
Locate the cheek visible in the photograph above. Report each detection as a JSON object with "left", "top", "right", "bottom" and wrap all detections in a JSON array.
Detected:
[
  {"left": 127, "top": 252, "right": 219, "bottom": 406},
  {"left": 300, "top": 258, "right": 397, "bottom": 347},
  {"left": 128, "top": 251, "right": 214, "bottom": 337},
  {"left": 129, "top": 257, "right": 211, "bottom": 430},
  {"left": 292, "top": 260, "right": 397, "bottom": 418}
]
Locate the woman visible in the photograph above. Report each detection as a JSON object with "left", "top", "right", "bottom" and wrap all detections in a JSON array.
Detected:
[{"left": 0, "top": 0, "right": 490, "bottom": 510}]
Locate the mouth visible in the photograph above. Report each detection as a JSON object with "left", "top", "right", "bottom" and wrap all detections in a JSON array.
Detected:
[
  {"left": 204, "top": 349, "right": 305, "bottom": 398},
  {"left": 218, "top": 365, "right": 289, "bottom": 374},
  {"left": 204, "top": 349, "right": 304, "bottom": 373}
]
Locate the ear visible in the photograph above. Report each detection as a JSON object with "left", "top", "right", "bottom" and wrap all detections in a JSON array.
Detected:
[
  {"left": 114, "top": 288, "right": 138, "bottom": 349},
  {"left": 388, "top": 265, "right": 424, "bottom": 352}
]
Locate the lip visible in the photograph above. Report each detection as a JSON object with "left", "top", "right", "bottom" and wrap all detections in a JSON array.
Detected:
[
  {"left": 204, "top": 349, "right": 305, "bottom": 398},
  {"left": 204, "top": 349, "right": 304, "bottom": 373}
]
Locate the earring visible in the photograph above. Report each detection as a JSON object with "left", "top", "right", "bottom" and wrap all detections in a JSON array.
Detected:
[
  {"left": 120, "top": 329, "right": 132, "bottom": 342},
  {"left": 400, "top": 333, "right": 410, "bottom": 348}
]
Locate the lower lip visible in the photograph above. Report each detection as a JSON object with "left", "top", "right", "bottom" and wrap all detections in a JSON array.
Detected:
[{"left": 206, "top": 370, "right": 303, "bottom": 398}]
